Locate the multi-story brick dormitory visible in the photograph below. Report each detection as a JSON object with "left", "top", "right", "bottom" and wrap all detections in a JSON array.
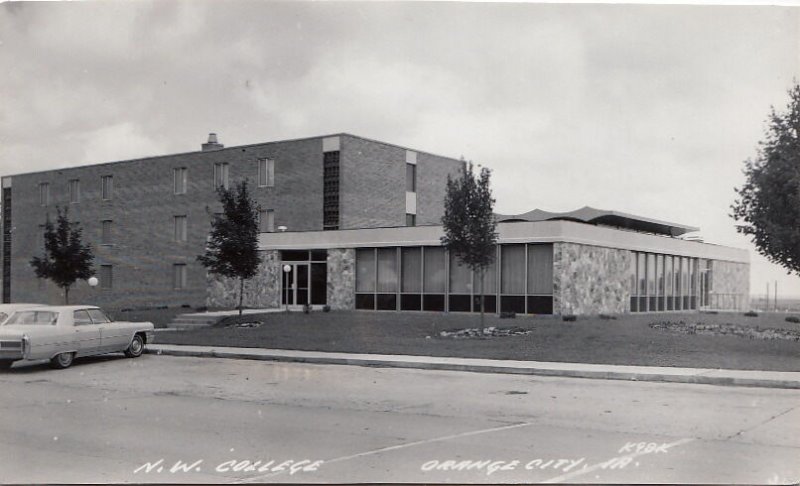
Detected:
[{"left": 1, "top": 133, "right": 750, "bottom": 315}]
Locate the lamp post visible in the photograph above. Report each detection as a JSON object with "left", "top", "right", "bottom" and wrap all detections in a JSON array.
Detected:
[
  {"left": 87, "top": 276, "right": 98, "bottom": 305},
  {"left": 282, "top": 264, "right": 291, "bottom": 312}
]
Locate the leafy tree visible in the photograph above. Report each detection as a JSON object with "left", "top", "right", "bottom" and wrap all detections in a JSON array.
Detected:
[
  {"left": 198, "top": 180, "right": 261, "bottom": 315},
  {"left": 732, "top": 84, "right": 800, "bottom": 275},
  {"left": 30, "top": 207, "right": 94, "bottom": 304},
  {"left": 441, "top": 161, "right": 498, "bottom": 330}
]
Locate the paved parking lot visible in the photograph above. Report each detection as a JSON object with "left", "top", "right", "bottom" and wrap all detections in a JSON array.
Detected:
[{"left": 1, "top": 354, "right": 799, "bottom": 483}]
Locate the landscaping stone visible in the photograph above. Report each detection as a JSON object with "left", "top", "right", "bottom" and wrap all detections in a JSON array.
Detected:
[
  {"left": 438, "top": 326, "right": 533, "bottom": 338},
  {"left": 650, "top": 320, "right": 800, "bottom": 342}
]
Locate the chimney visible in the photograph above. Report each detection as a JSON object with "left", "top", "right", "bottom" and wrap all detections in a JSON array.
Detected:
[{"left": 202, "top": 133, "right": 224, "bottom": 151}]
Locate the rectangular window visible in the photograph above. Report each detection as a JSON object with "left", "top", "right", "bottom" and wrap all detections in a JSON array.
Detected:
[
  {"left": 449, "top": 253, "right": 472, "bottom": 294},
  {"left": 38, "top": 224, "right": 46, "bottom": 251},
  {"left": 356, "top": 248, "right": 376, "bottom": 293},
  {"left": 501, "top": 245, "right": 525, "bottom": 294},
  {"left": 376, "top": 248, "right": 398, "bottom": 293},
  {"left": 406, "top": 214, "right": 416, "bottom": 227},
  {"left": 258, "top": 159, "right": 275, "bottom": 187},
  {"left": 323, "top": 151, "right": 340, "bottom": 230},
  {"left": 173, "top": 168, "right": 187, "bottom": 195},
  {"left": 69, "top": 179, "right": 80, "bottom": 203},
  {"left": 100, "top": 265, "right": 113, "bottom": 289},
  {"left": 423, "top": 247, "right": 445, "bottom": 293},
  {"left": 258, "top": 209, "right": 275, "bottom": 233},
  {"left": 401, "top": 247, "right": 422, "bottom": 293},
  {"left": 39, "top": 182, "right": 50, "bottom": 206},
  {"left": 406, "top": 163, "right": 416, "bottom": 192},
  {"left": 101, "top": 220, "right": 112, "bottom": 245},
  {"left": 173, "top": 263, "right": 187, "bottom": 289},
  {"left": 214, "top": 163, "right": 229, "bottom": 189},
  {"left": 174, "top": 215, "right": 187, "bottom": 242},
  {"left": 527, "top": 244, "right": 553, "bottom": 295},
  {"left": 101, "top": 175, "right": 113, "bottom": 200}
]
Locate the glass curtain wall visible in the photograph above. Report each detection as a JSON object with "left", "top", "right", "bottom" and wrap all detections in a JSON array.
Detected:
[
  {"left": 630, "top": 251, "right": 699, "bottom": 312},
  {"left": 355, "top": 244, "right": 552, "bottom": 313}
]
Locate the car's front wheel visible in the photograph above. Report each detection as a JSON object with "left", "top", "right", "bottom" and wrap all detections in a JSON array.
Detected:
[
  {"left": 50, "top": 352, "right": 74, "bottom": 369},
  {"left": 124, "top": 334, "right": 144, "bottom": 358},
  {"left": 0, "top": 360, "right": 15, "bottom": 370}
]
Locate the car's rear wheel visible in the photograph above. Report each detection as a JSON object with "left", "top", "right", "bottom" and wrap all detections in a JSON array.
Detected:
[
  {"left": 0, "top": 360, "right": 14, "bottom": 370},
  {"left": 50, "top": 352, "right": 74, "bottom": 369},
  {"left": 124, "top": 334, "right": 144, "bottom": 358}
]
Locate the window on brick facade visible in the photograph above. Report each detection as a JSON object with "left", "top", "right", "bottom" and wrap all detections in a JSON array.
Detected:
[
  {"left": 39, "top": 182, "right": 50, "bottom": 206},
  {"left": 100, "top": 265, "right": 113, "bottom": 289},
  {"left": 406, "top": 213, "right": 416, "bottom": 227},
  {"left": 214, "top": 163, "right": 229, "bottom": 189},
  {"left": 101, "top": 175, "right": 113, "bottom": 200},
  {"left": 69, "top": 179, "right": 80, "bottom": 203},
  {"left": 174, "top": 215, "right": 187, "bottom": 242},
  {"left": 258, "top": 158, "right": 275, "bottom": 187},
  {"left": 173, "top": 263, "right": 187, "bottom": 289},
  {"left": 173, "top": 167, "right": 188, "bottom": 195},
  {"left": 406, "top": 163, "right": 416, "bottom": 192},
  {"left": 323, "top": 151, "right": 340, "bottom": 230},
  {"left": 258, "top": 209, "right": 275, "bottom": 233},
  {"left": 38, "top": 224, "right": 46, "bottom": 251},
  {"left": 101, "top": 220, "right": 113, "bottom": 245}
]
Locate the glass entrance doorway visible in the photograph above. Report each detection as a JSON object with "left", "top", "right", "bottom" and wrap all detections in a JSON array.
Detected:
[
  {"left": 282, "top": 263, "right": 309, "bottom": 306},
  {"left": 280, "top": 250, "right": 328, "bottom": 306}
]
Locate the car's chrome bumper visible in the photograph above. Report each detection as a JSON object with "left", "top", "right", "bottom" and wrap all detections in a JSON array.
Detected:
[{"left": 0, "top": 340, "right": 24, "bottom": 360}]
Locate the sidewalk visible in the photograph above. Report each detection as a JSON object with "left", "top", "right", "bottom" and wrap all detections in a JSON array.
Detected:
[{"left": 147, "top": 344, "right": 800, "bottom": 390}]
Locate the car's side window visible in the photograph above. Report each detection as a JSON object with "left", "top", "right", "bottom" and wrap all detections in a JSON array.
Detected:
[
  {"left": 87, "top": 309, "right": 111, "bottom": 324},
  {"left": 73, "top": 310, "right": 93, "bottom": 326}
]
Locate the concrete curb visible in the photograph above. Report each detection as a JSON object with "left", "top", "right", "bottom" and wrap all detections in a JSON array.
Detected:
[{"left": 146, "top": 345, "right": 800, "bottom": 390}]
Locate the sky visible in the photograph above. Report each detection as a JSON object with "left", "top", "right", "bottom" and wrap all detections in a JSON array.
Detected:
[{"left": 0, "top": 1, "right": 798, "bottom": 298}]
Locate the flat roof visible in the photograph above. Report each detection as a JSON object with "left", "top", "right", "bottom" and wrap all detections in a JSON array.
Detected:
[
  {"left": 496, "top": 206, "right": 699, "bottom": 237},
  {"left": 259, "top": 219, "right": 748, "bottom": 264},
  {"left": 1, "top": 133, "right": 462, "bottom": 179}
]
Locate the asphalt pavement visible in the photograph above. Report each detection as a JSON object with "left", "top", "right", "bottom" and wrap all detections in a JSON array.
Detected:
[{"left": 1, "top": 352, "right": 799, "bottom": 483}]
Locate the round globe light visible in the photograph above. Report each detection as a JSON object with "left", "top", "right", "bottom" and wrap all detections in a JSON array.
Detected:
[
  {"left": 88, "top": 276, "right": 99, "bottom": 287},
  {"left": 282, "top": 264, "right": 292, "bottom": 273}
]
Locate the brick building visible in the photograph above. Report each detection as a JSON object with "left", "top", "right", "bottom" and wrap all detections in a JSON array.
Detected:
[
  {"left": 1, "top": 133, "right": 750, "bottom": 315},
  {"left": 1, "top": 133, "right": 462, "bottom": 309}
]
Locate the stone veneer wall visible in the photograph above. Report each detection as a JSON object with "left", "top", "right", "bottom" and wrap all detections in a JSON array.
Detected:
[
  {"left": 554, "top": 242, "right": 634, "bottom": 315},
  {"left": 327, "top": 248, "right": 355, "bottom": 310},
  {"left": 709, "top": 260, "right": 750, "bottom": 311},
  {"left": 206, "top": 250, "right": 281, "bottom": 309}
]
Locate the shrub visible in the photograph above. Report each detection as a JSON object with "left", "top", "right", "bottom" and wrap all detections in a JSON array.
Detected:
[
  {"left": 562, "top": 314, "right": 577, "bottom": 322},
  {"left": 786, "top": 316, "right": 800, "bottom": 324},
  {"left": 599, "top": 314, "right": 617, "bottom": 320},
  {"left": 323, "top": 305, "right": 331, "bottom": 313},
  {"left": 744, "top": 311, "right": 759, "bottom": 317},
  {"left": 500, "top": 311, "right": 516, "bottom": 319},
  {"left": 303, "top": 303, "right": 312, "bottom": 314},
  {"left": 195, "top": 306, "right": 208, "bottom": 312}
]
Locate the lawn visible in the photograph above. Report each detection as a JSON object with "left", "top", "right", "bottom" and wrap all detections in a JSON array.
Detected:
[{"left": 156, "top": 310, "right": 800, "bottom": 371}]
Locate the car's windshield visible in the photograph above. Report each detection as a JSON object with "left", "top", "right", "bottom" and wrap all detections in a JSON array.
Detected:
[{"left": 4, "top": 310, "right": 58, "bottom": 326}]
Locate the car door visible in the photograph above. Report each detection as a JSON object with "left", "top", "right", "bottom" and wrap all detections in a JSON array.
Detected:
[
  {"left": 88, "top": 308, "right": 128, "bottom": 352},
  {"left": 72, "top": 310, "right": 102, "bottom": 356}
]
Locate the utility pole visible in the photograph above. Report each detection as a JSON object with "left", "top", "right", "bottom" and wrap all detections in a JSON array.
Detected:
[
  {"left": 774, "top": 280, "right": 778, "bottom": 312},
  {"left": 766, "top": 282, "right": 770, "bottom": 312}
]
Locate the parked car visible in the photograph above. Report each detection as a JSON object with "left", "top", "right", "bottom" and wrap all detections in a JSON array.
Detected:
[
  {"left": 0, "top": 303, "right": 44, "bottom": 325},
  {"left": 0, "top": 305, "right": 155, "bottom": 369}
]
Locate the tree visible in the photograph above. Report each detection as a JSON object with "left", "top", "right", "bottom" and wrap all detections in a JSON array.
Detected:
[
  {"left": 197, "top": 180, "right": 261, "bottom": 315},
  {"left": 441, "top": 161, "right": 498, "bottom": 330},
  {"left": 732, "top": 83, "right": 800, "bottom": 276},
  {"left": 30, "top": 207, "right": 94, "bottom": 304}
]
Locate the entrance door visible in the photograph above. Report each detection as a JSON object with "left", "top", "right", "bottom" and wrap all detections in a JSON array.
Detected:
[{"left": 282, "top": 264, "right": 309, "bottom": 306}]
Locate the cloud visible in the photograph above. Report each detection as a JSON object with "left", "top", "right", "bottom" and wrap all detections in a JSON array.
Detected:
[{"left": 0, "top": 2, "right": 798, "bottom": 295}]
